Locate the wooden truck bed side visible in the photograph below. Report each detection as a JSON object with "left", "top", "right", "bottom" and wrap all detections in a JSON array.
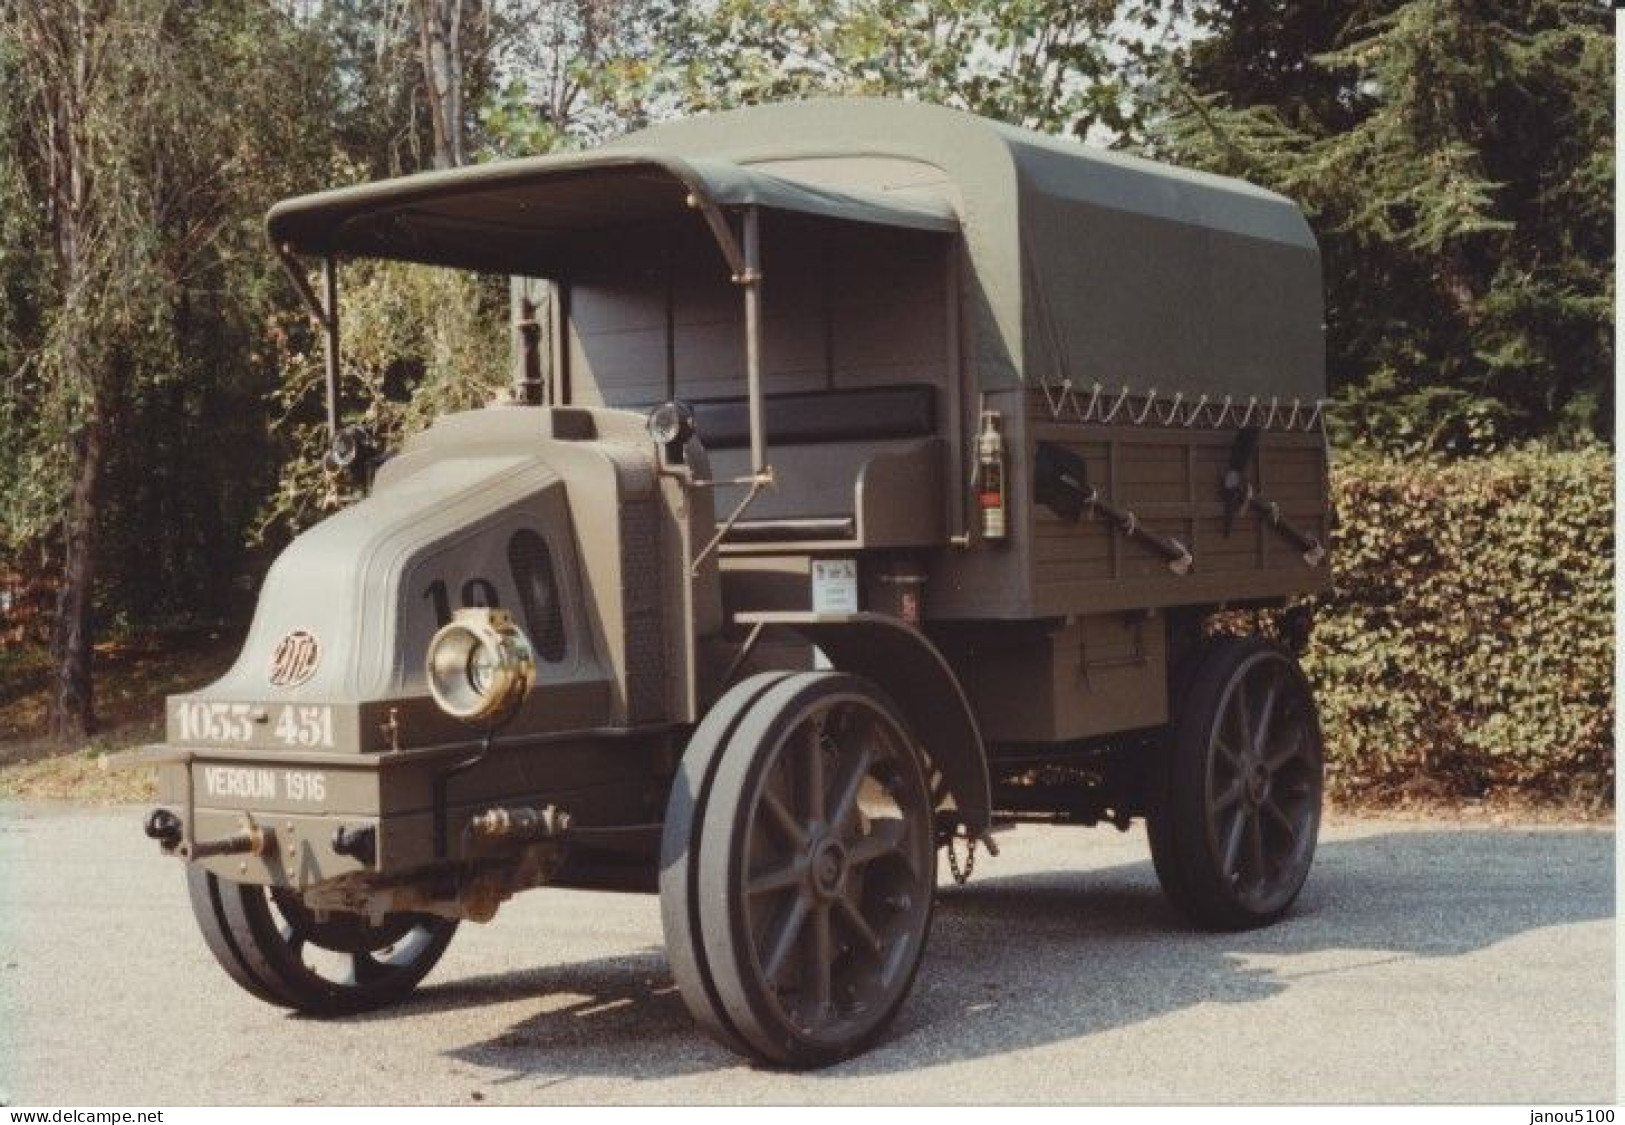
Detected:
[{"left": 927, "top": 386, "right": 1331, "bottom": 622}]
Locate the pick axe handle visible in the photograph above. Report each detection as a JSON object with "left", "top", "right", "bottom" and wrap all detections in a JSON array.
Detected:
[
  {"left": 1085, "top": 488, "right": 1194, "bottom": 575},
  {"left": 1246, "top": 494, "right": 1326, "bottom": 566}
]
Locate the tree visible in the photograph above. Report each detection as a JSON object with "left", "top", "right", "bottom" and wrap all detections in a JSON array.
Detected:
[
  {"left": 1152, "top": 0, "right": 1613, "bottom": 451},
  {"left": 310, "top": 0, "right": 493, "bottom": 178},
  {"left": 3, "top": 0, "right": 160, "bottom": 738},
  {"left": 0, "top": 1, "right": 336, "bottom": 738},
  {"left": 416, "top": 0, "right": 468, "bottom": 167},
  {"left": 596, "top": 0, "right": 1153, "bottom": 141},
  {"left": 480, "top": 0, "right": 659, "bottom": 154},
  {"left": 414, "top": 0, "right": 507, "bottom": 168}
]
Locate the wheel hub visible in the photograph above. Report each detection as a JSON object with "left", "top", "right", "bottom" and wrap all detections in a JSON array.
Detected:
[
  {"left": 809, "top": 837, "right": 850, "bottom": 900},
  {"left": 1244, "top": 761, "right": 1271, "bottom": 806}
]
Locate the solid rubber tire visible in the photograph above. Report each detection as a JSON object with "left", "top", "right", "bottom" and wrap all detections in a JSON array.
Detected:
[
  {"left": 1147, "top": 636, "right": 1323, "bottom": 930},
  {"left": 199, "top": 869, "right": 457, "bottom": 1014},
  {"left": 185, "top": 864, "right": 282, "bottom": 1004},
  {"left": 659, "top": 670, "right": 795, "bottom": 1055},
  {"left": 697, "top": 671, "right": 936, "bottom": 1068}
]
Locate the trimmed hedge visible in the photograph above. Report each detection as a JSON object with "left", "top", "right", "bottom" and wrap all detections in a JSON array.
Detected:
[{"left": 1300, "top": 445, "right": 1613, "bottom": 804}]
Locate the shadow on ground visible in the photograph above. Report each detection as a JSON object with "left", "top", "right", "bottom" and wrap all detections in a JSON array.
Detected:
[{"left": 332, "top": 827, "right": 1612, "bottom": 1081}]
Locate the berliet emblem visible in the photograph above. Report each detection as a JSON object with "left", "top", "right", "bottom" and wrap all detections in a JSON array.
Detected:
[{"left": 268, "top": 629, "right": 321, "bottom": 687}]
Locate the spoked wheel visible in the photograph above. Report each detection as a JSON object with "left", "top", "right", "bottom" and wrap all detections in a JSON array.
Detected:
[
  {"left": 186, "top": 866, "right": 457, "bottom": 1014},
  {"left": 1148, "top": 636, "right": 1323, "bottom": 930},
  {"left": 671, "top": 671, "right": 936, "bottom": 1068}
]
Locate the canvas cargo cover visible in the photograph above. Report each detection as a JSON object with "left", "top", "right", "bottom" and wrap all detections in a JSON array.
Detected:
[
  {"left": 612, "top": 99, "right": 1324, "bottom": 403},
  {"left": 268, "top": 98, "right": 1323, "bottom": 402}
]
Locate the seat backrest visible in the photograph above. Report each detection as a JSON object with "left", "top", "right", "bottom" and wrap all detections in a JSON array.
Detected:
[
  {"left": 699, "top": 385, "right": 938, "bottom": 529},
  {"left": 691, "top": 384, "right": 935, "bottom": 450}
]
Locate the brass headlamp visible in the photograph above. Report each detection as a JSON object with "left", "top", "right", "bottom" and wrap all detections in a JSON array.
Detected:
[{"left": 425, "top": 607, "right": 536, "bottom": 726}]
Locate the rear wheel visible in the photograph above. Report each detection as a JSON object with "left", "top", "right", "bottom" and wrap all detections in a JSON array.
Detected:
[
  {"left": 186, "top": 866, "right": 457, "bottom": 1014},
  {"left": 692, "top": 672, "right": 936, "bottom": 1068},
  {"left": 1148, "top": 636, "right": 1323, "bottom": 929}
]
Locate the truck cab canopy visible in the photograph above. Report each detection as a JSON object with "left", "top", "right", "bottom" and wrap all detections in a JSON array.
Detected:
[{"left": 265, "top": 149, "right": 958, "bottom": 277}]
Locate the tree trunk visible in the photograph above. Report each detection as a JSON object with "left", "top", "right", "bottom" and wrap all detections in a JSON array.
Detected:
[
  {"left": 414, "top": 0, "right": 467, "bottom": 169},
  {"left": 32, "top": 0, "right": 108, "bottom": 744},
  {"left": 47, "top": 404, "right": 105, "bottom": 742}
]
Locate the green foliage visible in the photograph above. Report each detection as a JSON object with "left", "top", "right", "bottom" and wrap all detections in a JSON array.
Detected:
[
  {"left": 255, "top": 259, "right": 509, "bottom": 542},
  {"left": 1153, "top": 0, "right": 1614, "bottom": 453},
  {"left": 314, "top": 0, "right": 498, "bottom": 176},
  {"left": 95, "top": 6, "right": 342, "bottom": 630},
  {"left": 0, "top": 1, "right": 340, "bottom": 632},
  {"left": 1302, "top": 444, "right": 1614, "bottom": 803},
  {"left": 595, "top": 0, "right": 1158, "bottom": 140},
  {"left": 474, "top": 1, "right": 662, "bottom": 155}
]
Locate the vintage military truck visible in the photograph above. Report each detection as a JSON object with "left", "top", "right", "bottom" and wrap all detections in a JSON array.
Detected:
[{"left": 137, "top": 98, "right": 1331, "bottom": 1067}]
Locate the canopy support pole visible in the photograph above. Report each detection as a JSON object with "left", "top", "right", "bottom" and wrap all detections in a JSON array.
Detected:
[
  {"left": 740, "top": 207, "right": 767, "bottom": 479},
  {"left": 272, "top": 242, "right": 343, "bottom": 444},
  {"left": 320, "top": 255, "right": 341, "bottom": 439},
  {"left": 683, "top": 189, "right": 770, "bottom": 486},
  {"left": 684, "top": 201, "right": 773, "bottom": 572}
]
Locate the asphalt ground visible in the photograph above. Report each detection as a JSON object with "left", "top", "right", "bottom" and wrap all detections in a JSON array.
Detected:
[{"left": 0, "top": 802, "right": 1613, "bottom": 1105}]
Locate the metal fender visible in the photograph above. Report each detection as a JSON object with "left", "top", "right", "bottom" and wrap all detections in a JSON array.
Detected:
[{"left": 734, "top": 611, "right": 992, "bottom": 837}]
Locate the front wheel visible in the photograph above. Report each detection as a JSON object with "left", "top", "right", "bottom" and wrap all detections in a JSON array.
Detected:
[
  {"left": 1147, "top": 636, "right": 1324, "bottom": 930},
  {"left": 186, "top": 867, "right": 457, "bottom": 1014},
  {"left": 670, "top": 671, "right": 937, "bottom": 1068}
]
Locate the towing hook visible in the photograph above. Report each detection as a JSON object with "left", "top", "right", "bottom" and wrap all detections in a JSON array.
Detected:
[{"left": 144, "top": 808, "right": 183, "bottom": 850}]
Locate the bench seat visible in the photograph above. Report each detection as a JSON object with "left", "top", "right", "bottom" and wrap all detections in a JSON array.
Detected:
[{"left": 690, "top": 385, "right": 945, "bottom": 549}]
